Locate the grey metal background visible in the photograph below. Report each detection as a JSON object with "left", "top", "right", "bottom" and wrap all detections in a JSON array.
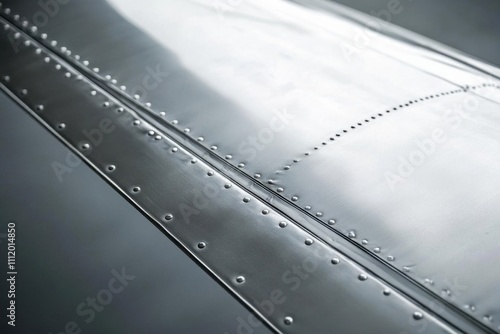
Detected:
[{"left": 0, "top": 0, "right": 495, "bottom": 332}]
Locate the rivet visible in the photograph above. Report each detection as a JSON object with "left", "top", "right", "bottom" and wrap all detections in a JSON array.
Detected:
[
  {"left": 254, "top": 173, "right": 261, "bottom": 179},
  {"left": 61, "top": 46, "right": 67, "bottom": 52},
  {"left": 23, "top": 40, "right": 30, "bottom": 46},
  {"left": 133, "top": 94, "right": 140, "bottom": 100},
  {"left": 305, "top": 206, "right": 311, "bottom": 210},
  {"left": 117, "top": 107, "right": 124, "bottom": 113},
  {"left": 104, "top": 75, "right": 111, "bottom": 81},
  {"left": 36, "top": 105, "right": 44, "bottom": 111},
  {"left": 21, "top": 20, "right": 28, "bottom": 27},
  {"left": 383, "top": 289, "right": 391, "bottom": 296},
  {"left": 83, "top": 60, "right": 89, "bottom": 66},
  {"left": 197, "top": 137, "right": 204, "bottom": 141},
  {"left": 55, "top": 64, "right": 61, "bottom": 70},
  {"left": 277, "top": 187, "right": 284, "bottom": 193},
  {"left": 328, "top": 219, "right": 336, "bottom": 225},
  {"left": 207, "top": 171, "right": 214, "bottom": 176},
  {"left": 120, "top": 85, "right": 126, "bottom": 90},
  {"left": 238, "top": 163, "right": 245, "bottom": 168},
  {"left": 165, "top": 214, "right": 173, "bottom": 221},
  {"left": 103, "top": 102, "right": 110, "bottom": 108},
  {"left": 111, "top": 79, "right": 117, "bottom": 84},
  {"left": 413, "top": 312, "right": 423, "bottom": 320},
  {"left": 225, "top": 155, "right": 232, "bottom": 160},
  {"left": 210, "top": 145, "right": 217, "bottom": 150},
  {"left": 145, "top": 102, "right": 151, "bottom": 107},
  {"left": 224, "top": 184, "right": 232, "bottom": 189},
  {"left": 387, "top": 255, "right": 395, "bottom": 261},
  {"left": 13, "top": 32, "right": 20, "bottom": 39},
  {"left": 51, "top": 40, "right": 57, "bottom": 46},
  {"left": 374, "top": 247, "right": 381, "bottom": 253},
  {"left": 316, "top": 212, "right": 323, "bottom": 217},
  {"left": 107, "top": 165, "right": 115, "bottom": 172},
  {"left": 191, "top": 159, "right": 197, "bottom": 164},
  {"left": 184, "top": 128, "right": 190, "bottom": 133},
  {"left": 305, "top": 152, "right": 310, "bottom": 156},
  {"left": 35, "top": 48, "right": 41, "bottom": 54},
  {"left": 159, "top": 111, "right": 166, "bottom": 116},
  {"left": 171, "top": 120, "right": 178, "bottom": 125},
  {"left": 197, "top": 242, "right": 206, "bottom": 249},
  {"left": 284, "top": 165, "right": 290, "bottom": 170},
  {"left": 171, "top": 147, "right": 178, "bottom": 153},
  {"left": 133, "top": 120, "right": 141, "bottom": 125},
  {"left": 291, "top": 196, "right": 298, "bottom": 201},
  {"left": 284, "top": 316, "right": 293, "bottom": 325},
  {"left": 81, "top": 143, "right": 90, "bottom": 150},
  {"left": 2, "top": 75, "right": 10, "bottom": 82},
  {"left": 148, "top": 130, "right": 155, "bottom": 136},
  {"left": 20, "top": 89, "right": 28, "bottom": 96},
  {"left": 305, "top": 238, "right": 314, "bottom": 245},
  {"left": 236, "top": 276, "right": 245, "bottom": 284},
  {"left": 3, "top": 24, "right": 9, "bottom": 30},
  {"left": 132, "top": 186, "right": 141, "bottom": 193},
  {"left": 348, "top": 231, "right": 356, "bottom": 238},
  {"left": 362, "top": 239, "right": 368, "bottom": 245},
  {"left": 57, "top": 123, "right": 66, "bottom": 130},
  {"left": 279, "top": 221, "right": 287, "bottom": 228},
  {"left": 154, "top": 135, "right": 162, "bottom": 140},
  {"left": 483, "top": 315, "right": 493, "bottom": 322},
  {"left": 90, "top": 90, "right": 97, "bottom": 96},
  {"left": 331, "top": 258, "right": 340, "bottom": 265},
  {"left": 358, "top": 274, "right": 368, "bottom": 281},
  {"left": 93, "top": 67, "right": 99, "bottom": 73},
  {"left": 44, "top": 57, "right": 50, "bottom": 63},
  {"left": 4, "top": 7, "right": 10, "bottom": 14},
  {"left": 41, "top": 33, "right": 47, "bottom": 39},
  {"left": 262, "top": 209, "right": 269, "bottom": 215},
  {"left": 403, "top": 266, "right": 410, "bottom": 272}
]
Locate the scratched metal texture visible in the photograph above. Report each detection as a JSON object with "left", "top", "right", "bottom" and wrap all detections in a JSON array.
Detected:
[{"left": 1, "top": 0, "right": 500, "bottom": 333}]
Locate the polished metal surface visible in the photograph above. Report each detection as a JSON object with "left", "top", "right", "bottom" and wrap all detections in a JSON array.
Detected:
[{"left": 1, "top": 0, "right": 500, "bottom": 332}]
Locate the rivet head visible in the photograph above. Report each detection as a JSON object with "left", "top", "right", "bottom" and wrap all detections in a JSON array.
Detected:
[
  {"left": 403, "top": 266, "right": 410, "bottom": 272},
  {"left": 197, "top": 137, "right": 204, "bottom": 142},
  {"left": 191, "top": 159, "right": 197, "bottom": 164},
  {"left": 159, "top": 111, "right": 166, "bottom": 116},
  {"left": 238, "top": 163, "right": 245, "bottom": 168},
  {"left": 154, "top": 135, "right": 162, "bottom": 140},
  {"left": 55, "top": 64, "right": 61, "bottom": 70},
  {"left": 279, "top": 221, "right": 287, "bottom": 228},
  {"left": 171, "top": 120, "right": 178, "bottom": 125},
  {"left": 224, "top": 184, "right": 232, "bottom": 189},
  {"left": 90, "top": 90, "right": 97, "bottom": 96},
  {"left": 305, "top": 205, "right": 311, "bottom": 210},
  {"left": 35, "top": 48, "right": 42, "bottom": 54},
  {"left": 262, "top": 209, "right": 269, "bottom": 215},
  {"left": 374, "top": 247, "right": 381, "bottom": 253},
  {"left": 44, "top": 57, "right": 50, "bottom": 63},
  {"left": 236, "top": 276, "right": 245, "bottom": 284},
  {"left": 93, "top": 67, "right": 100, "bottom": 73},
  {"left": 267, "top": 179, "right": 275, "bottom": 184},
  {"left": 120, "top": 85, "right": 126, "bottom": 90},
  {"left": 41, "top": 33, "right": 47, "bottom": 39},
  {"left": 36, "top": 105, "right": 44, "bottom": 111},
  {"left": 387, "top": 255, "right": 395, "bottom": 261},
  {"left": 197, "top": 242, "right": 206, "bottom": 249},
  {"left": 225, "top": 155, "right": 232, "bottom": 160},
  {"left": 243, "top": 197, "right": 250, "bottom": 203},
  {"left": 104, "top": 75, "right": 111, "bottom": 81},
  {"left": 116, "top": 107, "right": 124, "bottom": 113},
  {"left": 133, "top": 94, "right": 140, "bottom": 100},
  {"left": 358, "top": 274, "right": 368, "bottom": 281},
  {"left": 316, "top": 212, "right": 323, "bottom": 217},
  {"left": 133, "top": 120, "right": 141, "bottom": 125},
  {"left": 207, "top": 171, "right": 214, "bottom": 176},
  {"left": 362, "top": 239, "right": 368, "bottom": 245},
  {"left": 20, "top": 89, "right": 28, "bottom": 96},
  {"left": 291, "top": 196, "right": 298, "bottom": 201},
  {"left": 305, "top": 238, "right": 314, "bottom": 245},
  {"left": 107, "top": 165, "right": 115, "bottom": 172},
  {"left": 13, "top": 32, "right": 20, "bottom": 39},
  {"left": 184, "top": 128, "right": 190, "bottom": 133},
  {"left": 103, "top": 102, "right": 110, "bottom": 108},
  {"left": 383, "top": 289, "right": 391, "bottom": 296},
  {"left": 51, "top": 40, "right": 57, "bottom": 46},
  {"left": 277, "top": 187, "right": 284, "bottom": 193},
  {"left": 23, "top": 40, "right": 30, "bottom": 46},
  {"left": 132, "top": 186, "right": 141, "bottom": 193},
  {"left": 348, "top": 231, "right": 356, "bottom": 238},
  {"left": 254, "top": 173, "right": 261, "bottom": 179},
  {"left": 148, "top": 130, "right": 155, "bottom": 136},
  {"left": 328, "top": 219, "right": 336, "bottom": 225},
  {"left": 2, "top": 75, "right": 10, "bottom": 82},
  {"left": 171, "top": 147, "right": 178, "bottom": 153},
  {"left": 284, "top": 316, "right": 293, "bottom": 325},
  {"left": 331, "top": 258, "right": 340, "bottom": 265},
  {"left": 81, "top": 143, "right": 90, "bottom": 150},
  {"left": 83, "top": 60, "right": 89, "bottom": 66},
  {"left": 413, "top": 312, "right": 423, "bottom": 320},
  {"left": 284, "top": 166, "right": 290, "bottom": 170},
  {"left": 165, "top": 214, "right": 173, "bottom": 221},
  {"left": 210, "top": 145, "right": 217, "bottom": 150},
  {"left": 145, "top": 102, "right": 151, "bottom": 107},
  {"left": 57, "top": 123, "right": 66, "bottom": 130}
]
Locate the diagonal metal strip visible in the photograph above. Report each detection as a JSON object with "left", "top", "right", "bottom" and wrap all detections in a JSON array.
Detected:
[{"left": 0, "top": 15, "right": 493, "bottom": 334}]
